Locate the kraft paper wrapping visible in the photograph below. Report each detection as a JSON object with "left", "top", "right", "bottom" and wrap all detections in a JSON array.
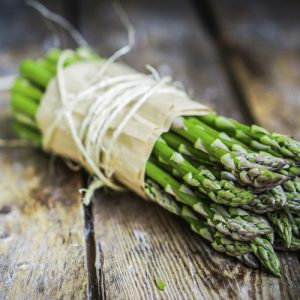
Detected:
[{"left": 36, "top": 60, "right": 211, "bottom": 198}]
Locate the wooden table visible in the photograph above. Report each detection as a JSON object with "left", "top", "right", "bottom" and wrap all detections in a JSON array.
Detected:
[{"left": 0, "top": 0, "right": 299, "bottom": 299}]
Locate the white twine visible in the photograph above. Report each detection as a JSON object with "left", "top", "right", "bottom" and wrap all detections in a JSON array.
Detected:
[
  {"left": 25, "top": 0, "right": 189, "bottom": 205},
  {"left": 26, "top": 0, "right": 89, "bottom": 48},
  {"left": 41, "top": 49, "right": 188, "bottom": 205}
]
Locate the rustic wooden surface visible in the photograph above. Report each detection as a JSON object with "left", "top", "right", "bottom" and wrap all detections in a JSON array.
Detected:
[
  {"left": 208, "top": 0, "right": 300, "bottom": 139},
  {"left": 0, "top": 0, "right": 299, "bottom": 299},
  {"left": 80, "top": 0, "right": 300, "bottom": 299},
  {"left": 0, "top": 1, "right": 87, "bottom": 299}
]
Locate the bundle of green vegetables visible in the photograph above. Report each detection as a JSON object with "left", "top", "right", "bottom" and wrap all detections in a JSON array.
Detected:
[{"left": 11, "top": 48, "right": 300, "bottom": 277}]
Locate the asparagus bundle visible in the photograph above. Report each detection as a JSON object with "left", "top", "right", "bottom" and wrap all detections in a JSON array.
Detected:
[{"left": 11, "top": 48, "right": 300, "bottom": 277}]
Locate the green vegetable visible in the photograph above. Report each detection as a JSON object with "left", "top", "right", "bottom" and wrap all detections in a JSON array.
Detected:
[
  {"left": 10, "top": 47, "right": 300, "bottom": 278},
  {"left": 155, "top": 277, "right": 165, "bottom": 291}
]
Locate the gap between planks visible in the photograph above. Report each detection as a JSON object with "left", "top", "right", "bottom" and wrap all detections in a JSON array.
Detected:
[
  {"left": 58, "top": 3, "right": 103, "bottom": 298},
  {"left": 81, "top": 171, "right": 103, "bottom": 300}
]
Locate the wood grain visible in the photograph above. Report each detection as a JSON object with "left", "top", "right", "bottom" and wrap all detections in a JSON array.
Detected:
[
  {"left": 81, "top": 0, "right": 244, "bottom": 121},
  {"left": 81, "top": 0, "right": 300, "bottom": 298},
  {"left": 208, "top": 0, "right": 300, "bottom": 139},
  {"left": 0, "top": 1, "right": 87, "bottom": 299},
  {"left": 0, "top": 136, "right": 87, "bottom": 299},
  {"left": 1, "top": 0, "right": 299, "bottom": 299},
  {"left": 93, "top": 192, "right": 300, "bottom": 299}
]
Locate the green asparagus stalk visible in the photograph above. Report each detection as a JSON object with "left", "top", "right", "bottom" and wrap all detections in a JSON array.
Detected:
[
  {"left": 11, "top": 77, "right": 43, "bottom": 102},
  {"left": 146, "top": 161, "right": 272, "bottom": 241},
  {"left": 163, "top": 131, "right": 292, "bottom": 178},
  {"left": 145, "top": 178, "right": 280, "bottom": 276},
  {"left": 11, "top": 92, "right": 39, "bottom": 119},
  {"left": 285, "top": 193, "right": 300, "bottom": 212},
  {"left": 11, "top": 110, "right": 39, "bottom": 130},
  {"left": 284, "top": 210, "right": 300, "bottom": 237},
  {"left": 145, "top": 178, "right": 258, "bottom": 269},
  {"left": 152, "top": 138, "right": 255, "bottom": 206},
  {"left": 243, "top": 186, "right": 286, "bottom": 214},
  {"left": 199, "top": 113, "right": 300, "bottom": 162},
  {"left": 195, "top": 164, "right": 287, "bottom": 214},
  {"left": 47, "top": 47, "right": 99, "bottom": 66},
  {"left": 267, "top": 211, "right": 292, "bottom": 247},
  {"left": 145, "top": 178, "right": 250, "bottom": 255},
  {"left": 11, "top": 48, "right": 299, "bottom": 278},
  {"left": 250, "top": 237, "right": 281, "bottom": 277},
  {"left": 162, "top": 132, "right": 216, "bottom": 165},
  {"left": 236, "top": 254, "right": 259, "bottom": 269},
  {"left": 189, "top": 117, "right": 290, "bottom": 171},
  {"left": 19, "top": 59, "right": 54, "bottom": 88},
  {"left": 274, "top": 235, "right": 300, "bottom": 251},
  {"left": 171, "top": 117, "right": 288, "bottom": 190},
  {"left": 282, "top": 180, "right": 300, "bottom": 212},
  {"left": 162, "top": 132, "right": 300, "bottom": 213},
  {"left": 162, "top": 133, "right": 287, "bottom": 213},
  {"left": 11, "top": 121, "right": 41, "bottom": 143},
  {"left": 154, "top": 151, "right": 266, "bottom": 213}
]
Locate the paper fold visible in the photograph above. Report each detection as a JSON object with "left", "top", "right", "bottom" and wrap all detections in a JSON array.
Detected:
[{"left": 36, "top": 60, "right": 211, "bottom": 198}]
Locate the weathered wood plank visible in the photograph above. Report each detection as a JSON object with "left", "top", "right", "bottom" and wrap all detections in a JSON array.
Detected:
[
  {"left": 93, "top": 192, "right": 300, "bottom": 299},
  {"left": 81, "top": 0, "right": 300, "bottom": 298},
  {"left": 0, "top": 1, "right": 87, "bottom": 298},
  {"left": 81, "top": 0, "right": 244, "bottom": 121},
  {"left": 0, "top": 137, "right": 86, "bottom": 299},
  {"left": 208, "top": 0, "right": 300, "bottom": 139}
]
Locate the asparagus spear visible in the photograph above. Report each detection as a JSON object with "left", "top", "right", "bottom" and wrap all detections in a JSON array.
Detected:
[
  {"left": 162, "top": 132, "right": 300, "bottom": 213},
  {"left": 189, "top": 117, "right": 300, "bottom": 177},
  {"left": 19, "top": 59, "right": 54, "bottom": 88},
  {"left": 145, "top": 178, "right": 280, "bottom": 276},
  {"left": 10, "top": 48, "right": 295, "bottom": 277},
  {"left": 145, "top": 178, "right": 250, "bottom": 255},
  {"left": 159, "top": 152, "right": 286, "bottom": 215},
  {"left": 162, "top": 133, "right": 287, "bottom": 213},
  {"left": 11, "top": 92, "right": 39, "bottom": 119},
  {"left": 236, "top": 254, "right": 259, "bottom": 269},
  {"left": 146, "top": 161, "right": 272, "bottom": 241},
  {"left": 243, "top": 186, "right": 286, "bottom": 214},
  {"left": 164, "top": 130, "right": 296, "bottom": 181},
  {"left": 154, "top": 150, "right": 265, "bottom": 213},
  {"left": 146, "top": 178, "right": 260, "bottom": 269},
  {"left": 47, "top": 47, "right": 99, "bottom": 66},
  {"left": 11, "top": 121, "right": 41, "bottom": 143},
  {"left": 250, "top": 237, "right": 281, "bottom": 277},
  {"left": 11, "top": 77, "right": 43, "bottom": 102},
  {"left": 19, "top": 48, "right": 100, "bottom": 91},
  {"left": 282, "top": 180, "right": 300, "bottom": 212},
  {"left": 152, "top": 138, "right": 255, "bottom": 206},
  {"left": 189, "top": 117, "right": 290, "bottom": 171},
  {"left": 189, "top": 210, "right": 277, "bottom": 272},
  {"left": 199, "top": 113, "right": 300, "bottom": 162},
  {"left": 171, "top": 117, "right": 288, "bottom": 190},
  {"left": 274, "top": 235, "right": 300, "bottom": 251},
  {"left": 285, "top": 193, "right": 300, "bottom": 212},
  {"left": 267, "top": 211, "right": 292, "bottom": 247},
  {"left": 284, "top": 210, "right": 300, "bottom": 237},
  {"left": 162, "top": 132, "right": 216, "bottom": 165},
  {"left": 195, "top": 164, "right": 287, "bottom": 214},
  {"left": 11, "top": 110, "right": 39, "bottom": 130}
]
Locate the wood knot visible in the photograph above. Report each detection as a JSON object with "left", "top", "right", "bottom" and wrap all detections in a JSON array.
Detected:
[{"left": 0, "top": 206, "right": 11, "bottom": 214}]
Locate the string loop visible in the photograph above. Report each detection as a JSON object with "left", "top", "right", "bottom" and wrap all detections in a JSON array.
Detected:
[{"left": 41, "top": 50, "right": 187, "bottom": 205}]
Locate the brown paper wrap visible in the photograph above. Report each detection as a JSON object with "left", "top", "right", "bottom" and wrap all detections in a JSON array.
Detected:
[{"left": 36, "top": 60, "right": 211, "bottom": 198}]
